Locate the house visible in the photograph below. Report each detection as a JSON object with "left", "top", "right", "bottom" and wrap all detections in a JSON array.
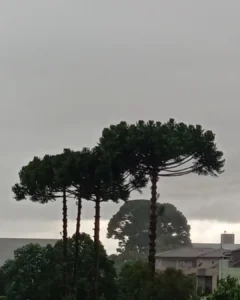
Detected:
[
  {"left": 218, "top": 248, "right": 240, "bottom": 282},
  {"left": 156, "top": 247, "right": 230, "bottom": 292},
  {"left": 155, "top": 233, "right": 239, "bottom": 294}
]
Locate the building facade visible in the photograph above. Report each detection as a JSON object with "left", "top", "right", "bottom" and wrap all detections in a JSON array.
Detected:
[
  {"left": 155, "top": 233, "right": 240, "bottom": 294},
  {"left": 155, "top": 247, "right": 228, "bottom": 292}
]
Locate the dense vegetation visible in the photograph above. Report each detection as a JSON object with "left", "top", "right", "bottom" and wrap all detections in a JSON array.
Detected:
[
  {"left": 7, "top": 119, "right": 224, "bottom": 299},
  {"left": 195, "top": 276, "right": 240, "bottom": 300},
  {"left": 0, "top": 234, "right": 117, "bottom": 300},
  {"left": 0, "top": 236, "right": 196, "bottom": 300},
  {"left": 108, "top": 200, "right": 191, "bottom": 272},
  {"left": 1, "top": 242, "right": 239, "bottom": 300}
]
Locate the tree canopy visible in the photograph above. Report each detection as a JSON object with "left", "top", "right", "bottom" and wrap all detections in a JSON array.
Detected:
[
  {"left": 99, "top": 119, "right": 225, "bottom": 178},
  {"left": 68, "top": 146, "right": 133, "bottom": 300},
  {"left": 12, "top": 150, "right": 77, "bottom": 203},
  {"left": 100, "top": 119, "right": 225, "bottom": 272},
  {"left": 10, "top": 117, "right": 225, "bottom": 296},
  {"left": 12, "top": 150, "right": 80, "bottom": 298},
  {"left": 117, "top": 261, "right": 195, "bottom": 300},
  {"left": 108, "top": 199, "right": 191, "bottom": 256},
  {"left": 0, "top": 234, "right": 117, "bottom": 300},
  {"left": 193, "top": 276, "right": 240, "bottom": 300},
  {"left": 209, "top": 277, "right": 240, "bottom": 300},
  {"left": 0, "top": 244, "right": 56, "bottom": 300},
  {"left": 11, "top": 147, "right": 145, "bottom": 299}
]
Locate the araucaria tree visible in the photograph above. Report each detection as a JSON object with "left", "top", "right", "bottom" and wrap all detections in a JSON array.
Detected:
[
  {"left": 74, "top": 146, "right": 130, "bottom": 300},
  {"left": 61, "top": 148, "right": 94, "bottom": 296},
  {"left": 12, "top": 151, "right": 73, "bottom": 298},
  {"left": 99, "top": 119, "right": 225, "bottom": 273}
]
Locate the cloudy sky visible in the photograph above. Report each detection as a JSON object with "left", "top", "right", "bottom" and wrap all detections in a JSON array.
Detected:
[{"left": 1, "top": 1, "right": 240, "bottom": 253}]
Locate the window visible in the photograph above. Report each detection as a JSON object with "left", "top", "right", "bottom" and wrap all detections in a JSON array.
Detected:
[
  {"left": 179, "top": 260, "right": 193, "bottom": 268},
  {"left": 162, "top": 260, "right": 176, "bottom": 268}
]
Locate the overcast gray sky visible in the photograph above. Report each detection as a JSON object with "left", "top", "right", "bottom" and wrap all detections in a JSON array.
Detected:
[{"left": 1, "top": 1, "right": 240, "bottom": 252}]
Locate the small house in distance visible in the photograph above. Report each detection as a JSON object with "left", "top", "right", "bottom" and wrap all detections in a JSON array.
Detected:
[{"left": 155, "top": 232, "right": 240, "bottom": 294}]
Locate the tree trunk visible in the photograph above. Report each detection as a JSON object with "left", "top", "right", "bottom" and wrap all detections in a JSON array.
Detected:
[
  {"left": 93, "top": 197, "right": 101, "bottom": 300},
  {"left": 62, "top": 188, "right": 68, "bottom": 298},
  {"left": 73, "top": 196, "right": 82, "bottom": 296},
  {"left": 148, "top": 169, "right": 158, "bottom": 274}
]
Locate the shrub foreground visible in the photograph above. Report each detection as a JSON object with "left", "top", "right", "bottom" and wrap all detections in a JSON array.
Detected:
[
  {"left": 0, "top": 236, "right": 196, "bottom": 300},
  {"left": 1, "top": 237, "right": 239, "bottom": 300}
]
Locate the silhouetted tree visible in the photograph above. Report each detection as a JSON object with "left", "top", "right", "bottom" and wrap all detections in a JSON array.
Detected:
[
  {"left": 108, "top": 200, "right": 191, "bottom": 255},
  {"left": 72, "top": 147, "right": 131, "bottom": 300},
  {"left": 99, "top": 119, "right": 225, "bottom": 273},
  {"left": 60, "top": 148, "right": 93, "bottom": 296},
  {"left": 0, "top": 234, "right": 117, "bottom": 300},
  {"left": 12, "top": 151, "right": 73, "bottom": 298}
]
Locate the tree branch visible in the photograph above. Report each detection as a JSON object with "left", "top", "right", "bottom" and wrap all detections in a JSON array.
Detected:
[
  {"left": 162, "top": 165, "right": 195, "bottom": 173},
  {"left": 160, "top": 169, "right": 194, "bottom": 177},
  {"left": 123, "top": 171, "right": 130, "bottom": 181},
  {"left": 71, "top": 184, "right": 78, "bottom": 189},
  {"left": 164, "top": 155, "right": 193, "bottom": 169}
]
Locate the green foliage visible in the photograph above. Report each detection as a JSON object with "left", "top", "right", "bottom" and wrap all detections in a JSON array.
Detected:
[
  {"left": 191, "top": 276, "right": 240, "bottom": 300},
  {"left": 100, "top": 119, "right": 225, "bottom": 178},
  {"left": 206, "top": 276, "right": 240, "bottom": 300},
  {"left": 0, "top": 234, "right": 117, "bottom": 300},
  {"left": 0, "top": 244, "right": 56, "bottom": 300},
  {"left": 12, "top": 150, "right": 82, "bottom": 298},
  {"left": 69, "top": 146, "right": 130, "bottom": 203},
  {"left": 12, "top": 147, "right": 135, "bottom": 299},
  {"left": 117, "top": 261, "right": 195, "bottom": 300},
  {"left": 100, "top": 119, "right": 225, "bottom": 272},
  {"left": 68, "top": 147, "right": 133, "bottom": 299},
  {"left": 12, "top": 148, "right": 97, "bottom": 203},
  {"left": 12, "top": 150, "right": 73, "bottom": 203},
  {"left": 61, "top": 233, "right": 117, "bottom": 300},
  {"left": 117, "top": 261, "right": 151, "bottom": 299},
  {"left": 109, "top": 251, "right": 146, "bottom": 275},
  {"left": 10, "top": 119, "right": 225, "bottom": 297},
  {"left": 0, "top": 268, "right": 5, "bottom": 297},
  {"left": 108, "top": 199, "right": 191, "bottom": 255}
]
